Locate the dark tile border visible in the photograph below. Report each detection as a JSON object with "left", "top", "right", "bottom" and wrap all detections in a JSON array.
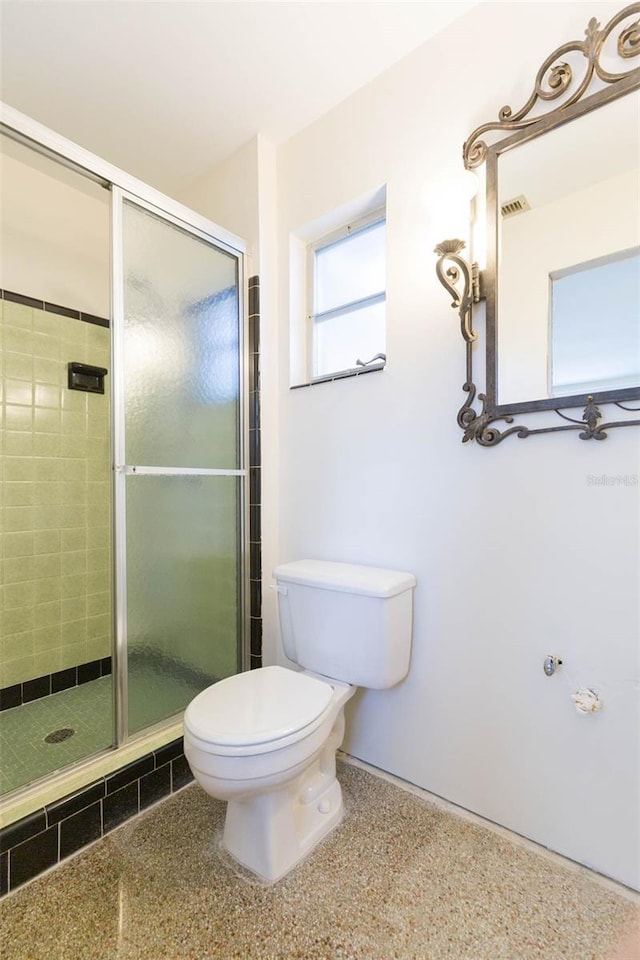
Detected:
[
  {"left": 0, "top": 809, "right": 46, "bottom": 852},
  {"left": 106, "top": 756, "right": 154, "bottom": 795},
  {"left": 139, "top": 764, "right": 171, "bottom": 811},
  {"left": 0, "top": 737, "right": 193, "bottom": 897},
  {"left": 2, "top": 290, "right": 43, "bottom": 309},
  {"left": 170, "top": 755, "right": 194, "bottom": 791},
  {"left": 1, "top": 289, "right": 110, "bottom": 328},
  {"left": 46, "top": 781, "right": 105, "bottom": 827},
  {"left": 23, "top": 676, "right": 50, "bottom": 703},
  {"left": 103, "top": 781, "right": 139, "bottom": 834},
  {"left": 8, "top": 827, "right": 59, "bottom": 891},
  {"left": 59, "top": 802, "right": 102, "bottom": 860},
  {"left": 0, "top": 658, "right": 112, "bottom": 712},
  {"left": 0, "top": 852, "right": 8, "bottom": 897},
  {"left": 249, "top": 466, "right": 261, "bottom": 507},
  {"left": 248, "top": 276, "right": 262, "bottom": 671}
]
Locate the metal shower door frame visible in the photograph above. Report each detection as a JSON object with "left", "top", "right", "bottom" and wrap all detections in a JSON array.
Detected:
[
  {"left": 111, "top": 188, "right": 249, "bottom": 745},
  {"left": 0, "top": 102, "right": 250, "bottom": 756}
]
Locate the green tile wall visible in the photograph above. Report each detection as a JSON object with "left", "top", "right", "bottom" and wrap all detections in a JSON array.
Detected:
[{"left": 1, "top": 298, "right": 112, "bottom": 688}]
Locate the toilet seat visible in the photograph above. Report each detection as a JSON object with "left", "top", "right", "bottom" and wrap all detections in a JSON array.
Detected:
[{"left": 184, "top": 666, "right": 337, "bottom": 757}]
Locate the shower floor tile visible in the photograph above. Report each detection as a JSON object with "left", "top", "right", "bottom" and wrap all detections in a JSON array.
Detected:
[
  {"left": 0, "top": 678, "right": 113, "bottom": 796},
  {"left": 0, "top": 662, "right": 208, "bottom": 797},
  {"left": 1, "top": 761, "right": 638, "bottom": 959}
]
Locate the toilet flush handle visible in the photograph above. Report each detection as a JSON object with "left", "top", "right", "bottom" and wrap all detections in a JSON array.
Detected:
[{"left": 269, "top": 584, "right": 288, "bottom": 596}]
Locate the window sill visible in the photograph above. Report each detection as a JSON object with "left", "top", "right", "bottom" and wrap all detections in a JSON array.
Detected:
[{"left": 290, "top": 362, "right": 385, "bottom": 390}]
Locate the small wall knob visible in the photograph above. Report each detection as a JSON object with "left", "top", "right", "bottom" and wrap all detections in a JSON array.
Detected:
[{"left": 543, "top": 655, "right": 563, "bottom": 677}]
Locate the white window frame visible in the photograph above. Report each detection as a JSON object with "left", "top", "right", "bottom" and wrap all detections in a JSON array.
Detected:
[{"left": 307, "top": 207, "right": 386, "bottom": 383}]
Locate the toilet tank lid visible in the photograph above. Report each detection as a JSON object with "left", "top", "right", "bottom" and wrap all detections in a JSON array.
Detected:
[{"left": 274, "top": 560, "right": 416, "bottom": 598}]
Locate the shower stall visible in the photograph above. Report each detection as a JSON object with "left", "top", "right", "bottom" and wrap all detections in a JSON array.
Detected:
[{"left": 0, "top": 106, "right": 249, "bottom": 803}]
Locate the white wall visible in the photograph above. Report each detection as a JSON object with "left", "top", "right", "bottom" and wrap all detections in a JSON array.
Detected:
[
  {"left": 0, "top": 137, "right": 110, "bottom": 315},
  {"left": 273, "top": 1, "right": 639, "bottom": 890},
  {"left": 179, "top": 137, "right": 260, "bottom": 263}
]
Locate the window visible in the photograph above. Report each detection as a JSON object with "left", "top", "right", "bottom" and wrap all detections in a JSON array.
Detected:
[
  {"left": 549, "top": 247, "right": 640, "bottom": 397},
  {"left": 309, "top": 211, "right": 386, "bottom": 380}
]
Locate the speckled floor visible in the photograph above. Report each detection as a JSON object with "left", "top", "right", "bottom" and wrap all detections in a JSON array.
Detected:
[{"left": 1, "top": 762, "right": 638, "bottom": 960}]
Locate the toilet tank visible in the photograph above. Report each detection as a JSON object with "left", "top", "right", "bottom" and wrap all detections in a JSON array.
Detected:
[{"left": 273, "top": 560, "right": 416, "bottom": 689}]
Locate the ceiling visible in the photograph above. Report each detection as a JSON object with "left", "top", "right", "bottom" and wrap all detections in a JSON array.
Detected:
[{"left": 0, "top": 1, "right": 477, "bottom": 196}]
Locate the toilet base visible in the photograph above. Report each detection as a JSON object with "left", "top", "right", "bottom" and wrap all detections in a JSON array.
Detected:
[
  {"left": 222, "top": 755, "right": 344, "bottom": 883},
  {"left": 185, "top": 679, "right": 355, "bottom": 884}
]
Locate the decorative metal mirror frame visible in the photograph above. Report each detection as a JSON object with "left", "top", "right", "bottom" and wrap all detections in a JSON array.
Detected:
[{"left": 436, "top": 3, "right": 640, "bottom": 444}]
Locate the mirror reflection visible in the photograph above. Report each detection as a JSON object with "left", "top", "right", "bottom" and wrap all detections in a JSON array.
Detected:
[
  {"left": 496, "top": 89, "right": 640, "bottom": 406},
  {"left": 550, "top": 248, "right": 640, "bottom": 396}
]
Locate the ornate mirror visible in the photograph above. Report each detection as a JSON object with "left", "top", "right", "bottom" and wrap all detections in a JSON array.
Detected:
[{"left": 436, "top": 4, "right": 640, "bottom": 444}]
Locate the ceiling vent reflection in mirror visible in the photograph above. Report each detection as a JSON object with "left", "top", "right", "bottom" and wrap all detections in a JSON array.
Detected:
[
  {"left": 434, "top": 3, "right": 640, "bottom": 445},
  {"left": 500, "top": 195, "right": 531, "bottom": 218}
]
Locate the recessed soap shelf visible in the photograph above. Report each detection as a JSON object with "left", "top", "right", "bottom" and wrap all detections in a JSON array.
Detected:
[{"left": 67, "top": 362, "right": 108, "bottom": 394}]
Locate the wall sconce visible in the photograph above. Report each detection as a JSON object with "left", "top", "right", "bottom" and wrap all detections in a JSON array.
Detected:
[
  {"left": 434, "top": 239, "right": 484, "bottom": 345},
  {"left": 429, "top": 170, "right": 485, "bottom": 346},
  {"left": 433, "top": 236, "right": 487, "bottom": 441}
]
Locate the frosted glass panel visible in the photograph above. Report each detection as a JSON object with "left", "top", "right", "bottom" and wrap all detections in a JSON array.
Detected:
[
  {"left": 126, "top": 474, "right": 239, "bottom": 734},
  {"left": 314, "top": 300, "right": 385, "bottom": 378},
  {"left": 316, "top": 220, "right": 385, "bottom": 313},
  {"left": 123, "top": 201, "right": 240, "bottom": 469}
]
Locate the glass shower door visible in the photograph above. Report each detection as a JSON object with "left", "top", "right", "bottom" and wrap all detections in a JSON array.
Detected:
[{"left": 114, "top": 195, "right": 245, "bottom": 737}]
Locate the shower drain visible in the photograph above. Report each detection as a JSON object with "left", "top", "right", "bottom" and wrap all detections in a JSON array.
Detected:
[{"left": 44, "top": 727, "right": 75, "bottom": 744}]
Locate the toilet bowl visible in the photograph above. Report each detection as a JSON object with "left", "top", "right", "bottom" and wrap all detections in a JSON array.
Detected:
[
  {"left": 184, "top": 665, "right": 355, "bottom": 882},
  {"left": 184, "top": 560, "right": 416, "bottom": 883}
]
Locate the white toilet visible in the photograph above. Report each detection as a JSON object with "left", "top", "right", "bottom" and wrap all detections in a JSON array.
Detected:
[{"left": 183, "top": 559, "right": 416, "bottom": 882}]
